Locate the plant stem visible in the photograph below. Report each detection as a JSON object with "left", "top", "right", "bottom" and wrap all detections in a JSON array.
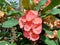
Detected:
[
  {"left": 19, "top": 0, "right": 24, "bottom": 12},
  {"left": 33, "top": 42, "right": 36, "bottom": 45}
]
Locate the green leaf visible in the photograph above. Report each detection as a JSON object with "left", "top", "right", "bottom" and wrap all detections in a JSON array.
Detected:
[
  {"left": 24, "top": 44, "right": 31, "bottom": 45},
  {"left": 0, "top": 36, "right": 3, "bottom": 40},
  {"left": 20, "top": 38, "right": 32, "bottom": 45},
  {"left": 35, "top": 0, "right": 46, "bottom": 11},
  {"left": 8, "top": 10, "right": 24, "bottom": 16},
  {"left": 0, "top": 41, "right": 10, "bottom": 45},
  {"left": 42, "top": 0, "right": 60, "bottom": 13},
  {"left": 22, "top": 0, "right": 35, "bottom": 10},
  {"left": 50, "top": 8, "right": 60, "bottom": 15},
  {"left": 2, "top": 19, "right": 18, "bottom": 28},
  {"left": 10, "top": 43, "right": 17, "bottom": 45},
  {"left": 57, "top": 30, "right": 60, "bottom": 40},
  {"left": 45, "top": 30, "right": 53, "bottom": 35},
  {"left": 18, "top": 11, "right": 24, "bottom": 16},
  {"left": 29, "top": 0, "right": 34, "bottom": 5},
  {"left": 17, "top": 32, "right": 22, "bottom": 37},
  {"left": 44, "top": 37, "right": 56, "bottom": 45},
  {"left": 43, "top": 24, "right": 50, "bottom": 30},
  {"left": 8, "top": 10, "right": 19, "bottom": 16}
]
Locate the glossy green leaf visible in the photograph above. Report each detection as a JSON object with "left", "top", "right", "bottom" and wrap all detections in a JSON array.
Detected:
[
  {"left": 18, "top": 11, "right": 24, "bottom": 16},
  {"left": 8, "top": 10, "right": 24, "bottom": 16},
  {"left": 0, "top": 41, "right": 10, "bottom": 45},
  {"left": 29, "top": 0, "right": 33, "bottom": 5},
  {"left": 35, "top": 0, "right": 46, "bottom": 11},
  {"left": 42, "top": 0, "right": 60, "bottom": 14},
  {"left": 43, "top": 24, "right": 50, "bottom": 30},
  {"left": 17, "top": 32, "right": 22, "bottom": 37},
  {"left": 44, "top": 37, "right": 56, "bottom": 45},
  {"left": 24, "top": 44, "right": 31, "bottom": 45},
  {"left": 2, "top": 19, "right": 18, "bottom": 28},
  {"left": 45, "top": 30, "right": 53, "bottom": 35},
  {"left": 50, "top": 8, "right": 60, "bottom": 15},
  {"left": 57, "top": 30, "right": 60, "bottom": 40},
  {"left": 8, "top": 10, "right": 19, "bottom": 16},
  {"left": 10, "top": 43, "right": 17, "bottom": 45}
]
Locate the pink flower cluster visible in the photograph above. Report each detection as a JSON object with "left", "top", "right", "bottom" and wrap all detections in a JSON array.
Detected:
[
  {"left": 19, "top": 10, "right": 42, "bottom": 41},
  {"left": 33, "top": 0, "right": 51, "bottom": 6}
]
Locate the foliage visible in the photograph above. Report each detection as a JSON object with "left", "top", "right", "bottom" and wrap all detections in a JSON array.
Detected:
[{"left": 0, "top": 0, "right": 60, "bottom": 45}]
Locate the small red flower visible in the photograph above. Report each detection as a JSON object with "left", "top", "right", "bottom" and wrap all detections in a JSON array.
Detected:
[{"left": 19, "top": 10, "right": 42, "bottom": 41}]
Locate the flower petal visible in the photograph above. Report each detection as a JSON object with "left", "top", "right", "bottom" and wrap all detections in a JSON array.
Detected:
[
  {"left": 24, "top": 24, "right": 31, "bottom": 31},
  {"left": 19, "top": 19, "right": 24, "bottom": 28},
  {"left": 20, "top": 16, "right": 26, "bottom": 22},
  {"left": 19, "top": 16, "right": 26, "bottom": 28},
  {"left": 26, "top": 10, "right": 38, "bottom": 21},
  {"left": 33, "top": 17, "right": 42, "bottom": 24},
  {"left": 23, "top": 31, "right": 30, "bottom": 38},
  {"left": 32, "top": 25, "right": 42, "bottom": 34},
  {"left": 30, "top": 32, "right": 39, "bottom": 41}
]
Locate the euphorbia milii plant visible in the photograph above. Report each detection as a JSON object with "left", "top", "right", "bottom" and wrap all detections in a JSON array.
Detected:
[{"left": 19, "top": 10, "right": 42, "bottom": 41}]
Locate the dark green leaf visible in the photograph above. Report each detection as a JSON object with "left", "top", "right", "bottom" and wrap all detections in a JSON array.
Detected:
[
  {"left": 17, "top": 32, "right": 22, "bottom": 37},
  {"left": 0, "top": 41, "right": 10, "bottom": 45},
  {"left": 57, "top": 30, "right": 60, "bottom": 40},
  {"left": 44, "top": 37, "right": 56, "bottom": 45},
  {"left": 10, "top": 43, "right": 17, "bottom": 45},
  {"left": 8, "top": 10, "right": 24, "bottom": 16},
  {"left": 45, "top": 30, "right": 53, "bottom": 35},
  {"left": 50, "top": 8, "right": 60, "bottom": 15},
  {"left": 18, "top": 11, "right": 24, "bottom": 16},
  {"left": 8, "top": 10, "right": 19, "bottom": 16},
  {"left": 42, "top": 0, "right": 60, "bottom": 13},
  {"left": 2, "top": 19, "right": 18, "bottom": 28},
  {"left": 43, "top": 24, "right": 50, "bottom": 30},
  {"left": 35, "top": 0, "right": 46, "bottom": 11}
]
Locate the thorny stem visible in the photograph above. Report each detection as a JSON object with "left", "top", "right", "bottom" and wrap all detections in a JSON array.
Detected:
[
  {"left": 11, "top": 27, "right": 17, "bottom": 43},
  {"left": 19, "top": 0, "right": 24, "bottom": 12},
  {"left": 33, "top": 42, "right": 37, "bottom": 45}
]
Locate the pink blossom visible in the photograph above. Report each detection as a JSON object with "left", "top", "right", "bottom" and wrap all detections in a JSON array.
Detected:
[
  {"left": 26, "top": 10, "right": 38, "bottom": 21},
  {"left": 19, "top": 10, "right": 42, "bottom": 41}
]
